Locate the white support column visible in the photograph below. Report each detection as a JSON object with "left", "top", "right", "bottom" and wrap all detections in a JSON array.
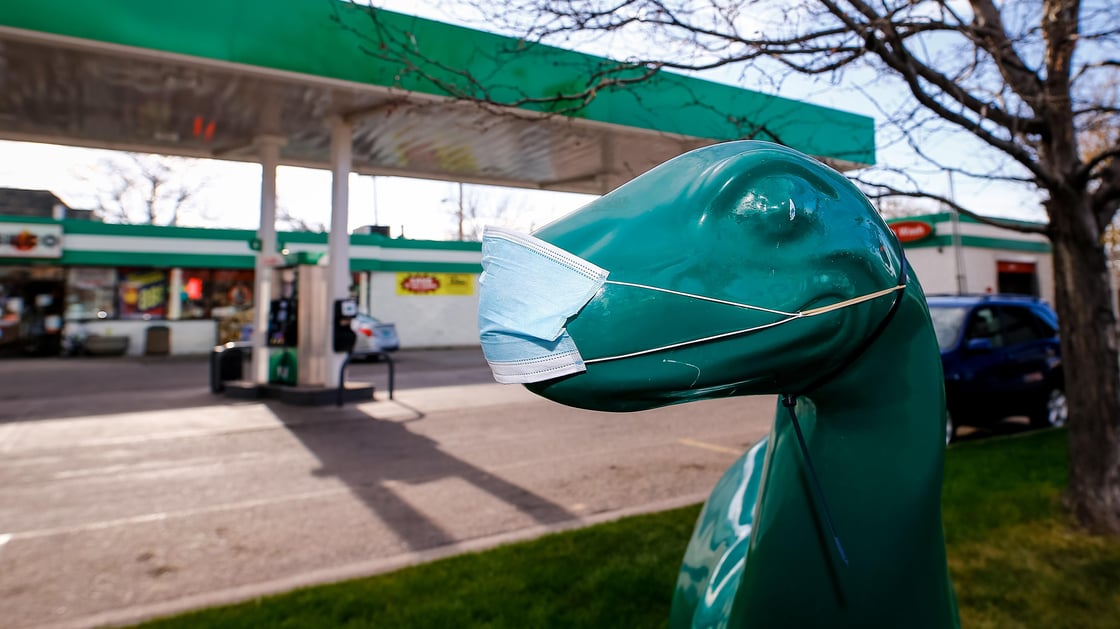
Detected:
[
  {"left": 251, "top": 135, "right": 285, "bottom": 384},
  {"left": 326, "top": 116, "right": 353, "bottom": 388},
  {"left": 167, "top": 268, "right": 183, "bottom": 321},
  {"left": 358, "top": 271, "right": 370, "bottom": 315}
]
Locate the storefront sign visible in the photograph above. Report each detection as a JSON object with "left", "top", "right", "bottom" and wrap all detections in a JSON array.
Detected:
[
  {"left": 119, "top": 270, "right": 168, "bottom": 318},
  {"left": 0, "top": 223, "right": 63, "bottom": 258},
  {"left": 997, "top": 260, "right": 1036, "bottom": 274},
  {"left": 396, "top": 272, "right": 475, "bottom": 296},
  {"left": 889, "top": 220, "right": 934, "bottom": 243}
]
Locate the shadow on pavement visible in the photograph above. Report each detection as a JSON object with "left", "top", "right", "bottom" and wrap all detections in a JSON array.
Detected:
[
  {"left": 265, "top": 400, "right": 576, "bottom": 552},
  {"left": 2, "top": 347, "right": 573, "bottom": 552}
]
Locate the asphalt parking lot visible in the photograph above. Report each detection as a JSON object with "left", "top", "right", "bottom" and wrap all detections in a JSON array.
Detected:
[{"left": 0, "top": 349, "right": 775, "bottom": 628}]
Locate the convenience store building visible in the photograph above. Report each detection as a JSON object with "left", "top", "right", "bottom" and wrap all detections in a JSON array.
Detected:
[
  {"left": 0, "top": 214, "right": 482, "bottom": 356},
  {"left": 888, "top": 212, "right": 1054, "bottom": 304}
]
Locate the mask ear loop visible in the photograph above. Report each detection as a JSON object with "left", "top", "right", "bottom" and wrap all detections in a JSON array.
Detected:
[
  {"left": 584, "top": 282, "right": 905, "bottom": 365},
  {"left": 781, "top": 393, "right": 847, "bottom": 565},
  {"left": 779, "top": 251, "right": 909, "bottom": 569}
]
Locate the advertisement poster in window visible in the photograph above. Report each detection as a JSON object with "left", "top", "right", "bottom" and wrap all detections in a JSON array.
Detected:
[
  {"left": 119, "top": 269, "right": 168, "bottom": 319},
  {"left": 396, "top": 272, "right": 475, "bottom": 296}
]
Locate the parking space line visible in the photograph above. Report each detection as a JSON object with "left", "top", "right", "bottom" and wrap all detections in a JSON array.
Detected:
[
  {"left": 2, "top": 487, "right": 352, "bottom": 541},
  {"left": 678, "top": 438, "right": 742, "bottom": 456}
]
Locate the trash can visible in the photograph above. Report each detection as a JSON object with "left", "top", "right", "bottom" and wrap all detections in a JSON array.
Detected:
[
  {"left": 145, "top": 325, "right": 171, "bottom": 356},
  {"left": 210, "top": 342, "right": 249, "bottom": 393}
]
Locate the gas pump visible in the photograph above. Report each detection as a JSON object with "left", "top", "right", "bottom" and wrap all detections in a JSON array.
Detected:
[
  {"left": 267, "top": 297, "right": 298, "bottom": 347},
  {"left": 262, "top": 253, "right": 357, "bottom": 388},
  {"left": 221, "top": 253, "right": 371, "bottom": 404},
  {"left": 333, "top": 298, "right": 358, "bottom": 353},
  {"left": 265, "top": 266, "right": 299, "bottom": 385}
]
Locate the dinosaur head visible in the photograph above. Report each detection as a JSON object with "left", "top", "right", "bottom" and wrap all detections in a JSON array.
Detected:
[{"left": 478, "top": 141, "right": 905, "bottom": 411}]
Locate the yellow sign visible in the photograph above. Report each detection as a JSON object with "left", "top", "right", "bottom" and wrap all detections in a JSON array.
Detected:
[{"left": 396, "top": 272, "right": 475, "bottom": 296}]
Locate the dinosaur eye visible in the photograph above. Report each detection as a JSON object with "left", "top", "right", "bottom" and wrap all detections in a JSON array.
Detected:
[
  {"left": 701, "top": 152, "right": 836, "bottom": 236},
  {"left": 717, "top": 175, "right": 823, "bottom": 240}
]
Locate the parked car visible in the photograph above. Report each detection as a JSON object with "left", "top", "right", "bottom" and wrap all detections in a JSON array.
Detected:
[
  {"left": 927, "top": 294, "right": 1066, "bottom": 444},
  {"left": 351, "top": 313, "right": 400, "bottom": 360}
]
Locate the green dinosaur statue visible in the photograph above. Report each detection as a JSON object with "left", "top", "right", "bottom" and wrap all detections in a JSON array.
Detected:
[{"left": 478, "top": 141, "right": 960, "bottom": 628}]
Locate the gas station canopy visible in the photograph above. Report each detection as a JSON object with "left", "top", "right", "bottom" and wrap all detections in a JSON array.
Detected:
[{"left": 0, "top": 0, "right": 874, "bottom": 195}]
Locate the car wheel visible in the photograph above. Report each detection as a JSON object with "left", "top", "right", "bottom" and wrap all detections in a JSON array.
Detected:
[
  {"left": 945, "top": 410, "right": 956, "bottom": 446},
  {"left": 1030, "top": 387, "right": 1068, "bottom": 429}
]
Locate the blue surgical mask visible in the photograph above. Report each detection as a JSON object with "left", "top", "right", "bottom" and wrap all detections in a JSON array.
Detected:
[
  {"left": 478, "top": 227, "right": 905, "bottom": 384},
  {"left": 478, "top": 226, "right": 608, "bottom": 384}
]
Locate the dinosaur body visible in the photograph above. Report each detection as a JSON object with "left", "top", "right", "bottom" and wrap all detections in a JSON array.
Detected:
[
  {"left": 670, "top": 291, "right": 959, "bottom": 627},
  {"left": 478, "top": 141, "right": 960, "bottom": 628}
]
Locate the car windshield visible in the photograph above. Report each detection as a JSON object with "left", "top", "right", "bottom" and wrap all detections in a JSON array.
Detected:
[{"left": 928, "top": 306, "right": 969, "bottom": 350}]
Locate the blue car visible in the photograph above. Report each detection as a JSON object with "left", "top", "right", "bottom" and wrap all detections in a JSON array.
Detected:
[{"left": 927, "top": 294, "right": 1066, "bottom": 444}]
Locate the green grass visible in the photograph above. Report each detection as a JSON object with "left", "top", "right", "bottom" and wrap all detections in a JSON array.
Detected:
[
  {"left": 138, "top": 428, "right": 1120, "bottom": 628},
  {"left": 942, "top": 430, "right": 1120, "bottom": 628}
]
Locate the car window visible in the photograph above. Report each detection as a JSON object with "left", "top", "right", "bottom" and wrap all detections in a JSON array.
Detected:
[
  {"left": 965, "top": 307, "right": 1003, "bottom": 347},
  {"left": 997, "top": 306, "right": 1050, "bottom": 346},
  {"left": 1030, "top": 306, "right": 1059, "bottom": 334},
  {"left": 928, "top": 306, "right": 969, "bottom": 350}
]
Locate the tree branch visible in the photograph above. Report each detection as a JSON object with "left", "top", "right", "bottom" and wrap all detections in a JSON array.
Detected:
[
  {"left": 853, "top": 175, "right": 1049, "bottom": 234},
  {"left": 839, "top": 0, "right": 1045, "bottom": 135},
  {"left": 1090, "top": 158, "right": 1120, "bottom": 230},
  {"left": 966, "top": 0, "right": 1047, "bottom": 107}
]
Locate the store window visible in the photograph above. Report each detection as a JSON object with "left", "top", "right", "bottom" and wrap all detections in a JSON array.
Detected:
[
  {"left": 118, "top": 268, "right": 169, "bottom": 320},
  {"left": 2, "top": 266, "right": 65, "bottom": 356},
  {"left": 65, "top": 267, "right": 117, "bottom": 320},
  {"left": 179, "top": 269, "right": 212, "bottom": 319},
  {"left": 209, "top": 270, "right": 255, "bottom": 343}
]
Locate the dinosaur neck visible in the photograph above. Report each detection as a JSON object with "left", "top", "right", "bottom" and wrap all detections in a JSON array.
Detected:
[{"left": 730, "top": 292, "right": 959, "bottom": 627}]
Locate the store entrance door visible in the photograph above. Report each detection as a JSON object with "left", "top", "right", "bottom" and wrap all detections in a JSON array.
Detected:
[
  {"left": 996, "top": 260, "right": 1039, "bottom": 297},
  {"left": 0, "top": 266, "right": 65, "bottom": 357}
]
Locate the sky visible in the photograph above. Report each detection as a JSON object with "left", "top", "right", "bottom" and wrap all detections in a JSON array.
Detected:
[
  {"left": 0, "top": 140, "right": 597, "bottom": 241},
  {"left": 0, "top": 0, "right": 1050, "bottom": 239}
]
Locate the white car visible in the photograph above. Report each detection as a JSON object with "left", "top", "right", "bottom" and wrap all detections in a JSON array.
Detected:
[{"left": 351, "top": 313, "right": 400, "bottom": 360}]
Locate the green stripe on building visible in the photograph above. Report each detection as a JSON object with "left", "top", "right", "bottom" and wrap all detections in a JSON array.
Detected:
[
  {"left": 889, "top": 212, "right": 1048, "bottom": 230},
  {"left": 61, "top": 220, "right": 254, "bottom": 241},
  {"left": 903, "top": 234, "right": 1051, "bottom": 253},
  {"left": 351, "top": 260, "right": 482, "bottom": 274},
  {"left": 60, "top": 251, "right": 258, "bottom": 269}
]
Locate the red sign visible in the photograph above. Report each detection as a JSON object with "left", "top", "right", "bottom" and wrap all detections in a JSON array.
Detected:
[
  {"left": 890, "top": 220, "right": 934, "bottom": 243},
  {"left": 400, "top": 274, "right": 441, "bottom": 294},
  {"left": 185, "top": 277, "right": 204, "bottom": 300},
  {"left": 0, "top": 223, "right": 63, "bottom": 258},
  {"left": 997, "top": 261, "right": 1036, "bottom": 274}
]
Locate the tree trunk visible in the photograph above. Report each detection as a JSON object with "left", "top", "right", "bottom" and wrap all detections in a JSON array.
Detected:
[{"left": 1049, "top": 190, "right": 1120, "bottom": 534}]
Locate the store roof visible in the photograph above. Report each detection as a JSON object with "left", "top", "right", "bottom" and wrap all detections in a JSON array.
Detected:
[
  {"left": 0, "top": 188, "right": 67, "bottom": 217},
  {"left": 0, "top": 0, "right": 875, "bottom": 194}
]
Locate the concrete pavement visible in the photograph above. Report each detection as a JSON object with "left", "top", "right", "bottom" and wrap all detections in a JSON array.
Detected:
[{"left": 0, "top": 349, "right": 775, "bottom": 628}]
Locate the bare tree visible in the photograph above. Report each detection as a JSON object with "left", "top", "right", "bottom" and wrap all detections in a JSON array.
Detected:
[
  {"left": 80, "top": 152, "right": 210, "bottom": 225},
  {"left": 876, "top": 196, "right": 940, "bottom": 219},
  {"left": 443, "top": 184, "right": 528, "bottom": 241},
  {"left": 275, "top": 199, "right": 327, "bottom": 233},
  {"left": 350, "top": 1, "right": 1120, "bottom": 532}
]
